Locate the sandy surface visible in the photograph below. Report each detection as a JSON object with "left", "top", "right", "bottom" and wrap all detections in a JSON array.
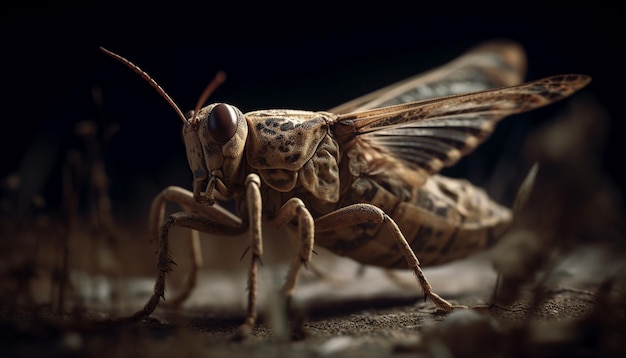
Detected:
[{"left": 2, "top": 242, "right": 624, "bottom": 358}]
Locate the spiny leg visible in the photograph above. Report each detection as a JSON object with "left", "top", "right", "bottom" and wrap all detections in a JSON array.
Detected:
[
  {"left": 124, "top": 195, "right": 245, "bottom": 323},
  {"left": 315, "top": 203, "right": 455, "bottom": 313},
  {"left": 161, "top": 228, "right": 202, "bottom": 307},
  {"left": 384, "top": 214, "right": 456, "bottom": 312},
  {"left": 147, "top": 186, "right": 241, "bottom": 307},
  {"left": 236, "top": 174, "right": 264, "bottom": 339}
]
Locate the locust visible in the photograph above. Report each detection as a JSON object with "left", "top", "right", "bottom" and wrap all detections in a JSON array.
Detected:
[{"left": 101, "top": 41, "right": 590, "bottom": 336}]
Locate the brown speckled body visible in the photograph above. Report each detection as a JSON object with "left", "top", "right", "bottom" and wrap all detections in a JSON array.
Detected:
[
  {"left": 102, "top": 41, "right": 591, "bottom": 330},
  {"left": 312, "top": 174, "right": 512, "bottom": 268},
  {"left": 251, "top": 110, "right": 513, "bottom": 269},
  {"left": 236, "top": 42, "right": 588, "bottom": 270}
]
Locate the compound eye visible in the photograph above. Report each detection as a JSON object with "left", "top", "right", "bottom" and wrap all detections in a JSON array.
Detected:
[{"left": 208, "top": 103, "right": 238, "bottom": 144}]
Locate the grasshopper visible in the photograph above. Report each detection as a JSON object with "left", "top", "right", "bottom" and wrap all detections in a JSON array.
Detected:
[{"left": 101, "top": 41, "right": 590, "bottom": 336}]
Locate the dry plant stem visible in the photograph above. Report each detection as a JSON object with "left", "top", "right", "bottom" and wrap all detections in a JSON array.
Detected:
[
  {"left": 315, "top": 204, "right": 454, "bottom": 312},
  {"left": 524, "top": 250, "right": 563, "bottom": 318},
  {"left": 57, "top": 161, "right": 78, "bottom": 314}
]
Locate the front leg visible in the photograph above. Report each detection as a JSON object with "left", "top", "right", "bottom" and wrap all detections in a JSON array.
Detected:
[
  {"left": 315, "top": 203, "right": 456, "bottom": 313},
  {"left": 147, "top": 186, "right": 243, "bottom": 307},
  {"left": 236, "top": 174, "right": 264, "bottom": 338},
  {"left": 124, "top": 186, "right": 246, "bottom": 323}
]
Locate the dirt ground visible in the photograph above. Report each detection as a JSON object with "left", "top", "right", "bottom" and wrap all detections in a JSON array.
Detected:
[{"left": 1, "top": 239, "right": 624, "bottom": 358}]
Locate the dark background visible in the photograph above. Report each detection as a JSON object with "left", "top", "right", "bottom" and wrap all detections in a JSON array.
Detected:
[{"left": 2, "top": 7, "right": 624, "bottom": 225}]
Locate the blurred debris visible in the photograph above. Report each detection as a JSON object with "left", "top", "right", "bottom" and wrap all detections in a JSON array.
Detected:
[
  {"left": 492, "top": 95, "right": 624, "bottom": 307},
  {"left": 488, "top": 96, "right": 626, "bottom": 357},
  {"left": 14, "top": 130, "right": 59, "bottom": 218},
  {"left": 50, "top": 85, "right": 125, "bottom": 314},
  {"left": 73, "top": 87, "right": 124, "bottom": 248},
  {"left": 392, "top": 309, "right": 503, "bottom": 357},
  {"left": 436, "top": 309, "right": 503, "bottom": 358},
  {"left": 1, "top": 171, "right": 53, "bottom": 312},
  {"left": 316, "top": 336, "right": 361, "bottom": 356},
  {"left": 0, "top": 86, "right": 129, "bottom": 317}
]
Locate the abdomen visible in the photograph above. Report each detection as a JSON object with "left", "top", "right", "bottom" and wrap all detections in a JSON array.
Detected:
[{"left": 314, "top": 175, "right": 512, "bottom": 269}]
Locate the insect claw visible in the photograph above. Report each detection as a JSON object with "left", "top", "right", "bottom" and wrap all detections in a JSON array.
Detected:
[{"left": 254, "top": 255, "right": 264, "bottom": 267}]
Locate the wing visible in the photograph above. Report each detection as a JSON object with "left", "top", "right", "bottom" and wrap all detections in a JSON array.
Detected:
[
  {"left": 328, "top": 40, "right": 527, "bottom": 114},
  {"left": 332, "top": 74, "right": 592, "bottom": 186}
]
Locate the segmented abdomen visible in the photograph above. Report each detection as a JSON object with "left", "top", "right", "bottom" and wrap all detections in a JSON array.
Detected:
[{"left": 314, "top": 175, "right": 512, "bottom": 269}]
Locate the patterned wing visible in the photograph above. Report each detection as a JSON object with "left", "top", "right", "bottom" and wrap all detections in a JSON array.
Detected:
[
  {"left": 328, "top": 40, "right": 527, "bottom": 114},
  {"left": 333, "top": 74, "right": 591, "bottom": 186}
]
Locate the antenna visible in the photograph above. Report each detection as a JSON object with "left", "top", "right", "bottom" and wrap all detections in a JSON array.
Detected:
[
  {"left": 101, "top": 47, "right": 227, "bottom": 126},
  {"left": 191, "top": 71, "right": 226, "bottom": 125},
  {"left": 100, "top": 47, "right": 187, "bottom": 124}
]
